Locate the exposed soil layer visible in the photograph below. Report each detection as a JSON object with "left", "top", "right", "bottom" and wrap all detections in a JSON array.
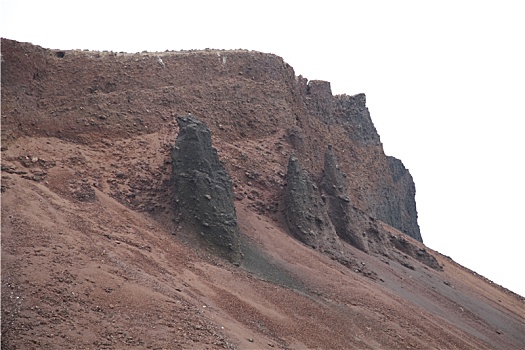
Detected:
[{"left": 2, "top": 39, "right": 524, "bottom": 349}]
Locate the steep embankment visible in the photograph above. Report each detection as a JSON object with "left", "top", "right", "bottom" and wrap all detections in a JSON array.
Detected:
[
  {"left": 1, "top": 38, "right": 419, "bottom": 241},
  {"left": 2, "top": 39, "right": 524, "bottom": 349}
]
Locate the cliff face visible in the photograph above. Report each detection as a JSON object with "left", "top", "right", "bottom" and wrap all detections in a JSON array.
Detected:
[
  {"left": 284, "top": 155, "right": 341, "bottom": 251},
  {"left": 0, "top": 38, "right": 421, "bottom": 242},
  {"left": 320, "top": 145, "right": 367, "bottom": 251},
  {"left": 387, "top": 156, "right": 422, "bottom": 241},
  {"left": 301, "top": 81, "right": 422, "bottom": 242}
]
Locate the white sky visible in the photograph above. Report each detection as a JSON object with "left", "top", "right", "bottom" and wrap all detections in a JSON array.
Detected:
[{"left": 2, "top": 0, "right": 524, "bottom": 296}]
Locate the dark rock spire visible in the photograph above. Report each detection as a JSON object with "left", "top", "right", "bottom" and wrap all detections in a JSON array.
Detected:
[{"left": 171, "top": 115, "right": 241, "bottom": 263}]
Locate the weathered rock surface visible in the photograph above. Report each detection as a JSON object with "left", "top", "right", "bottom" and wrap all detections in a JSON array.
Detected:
[
  {"left": 389, "top": 234, "right": 442, "bottom": 270},
  {"left": 320, "top": 145, "right": 366, "bottom": 251},
  {"left": 0, "top": 38, "right": 421, "bottom": 244},
  {"left": 334, "top": 93, "right": 381, "bottom": 146},
  {"left": 2, "top": 39, "right": 523, "bottom": 350},
  {"left": 287, "top": 148, "right": 438, "bottom": 271},
  {"left": 387, "top": 156, "right": 422, "bottom": 242},
  {"left": 172, "top": 115, "right": 241, "bottom": 263},
  {"left": 300, "top": 82, "right": 422, "bottom": 242},
  {"left": 284, "top": 155, "right": 340, "bottom": 252}
]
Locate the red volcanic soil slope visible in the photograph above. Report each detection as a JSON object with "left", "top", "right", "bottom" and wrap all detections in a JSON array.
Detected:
[{"left": 1, "top": 39, "right": 524, "bottom": 349}]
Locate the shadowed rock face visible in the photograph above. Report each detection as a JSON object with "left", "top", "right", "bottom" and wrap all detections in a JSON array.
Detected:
[
  {"left": 387, "top": 156, "right": 422, "bottom": 242},
  {"left": 287, "top": 148, "right": 439, "bottom": 270},
  {"left": 172, "top": 115, "right": 241, "bottom": 263},
  {"left": 284, "top": 155, "right": 340, "bottom": 251},
  {"left": 319, "top": 147, "right": 391, "bottom": 256},
  {"left": 285, "top": 151, "right": 440, "bottom": 271},
  {"left": 334, "top": 93, "right": 381, "bottom": 146},
  {"left": 320, "top": 146, "right": 367, "bottom": 251}
]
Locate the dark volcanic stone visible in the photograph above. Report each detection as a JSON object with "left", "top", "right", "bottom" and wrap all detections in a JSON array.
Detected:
[
  {"left": 334, "top": 93, "right": 381, "bottom": 146},
  {"left": 320, "top": 146, "right": 366, "bottom": 251},
  {"left": 284, "top": 155, "right": 339, "bottom": 250},
  {"left": 387, "top": 156, "right": 422, "bottom": 242},
  {"left": 172, "top": 115, "right": 241, "bottom": 263},
  {"left": 320, "top": 145, "right": 349, "bottom": 198}
]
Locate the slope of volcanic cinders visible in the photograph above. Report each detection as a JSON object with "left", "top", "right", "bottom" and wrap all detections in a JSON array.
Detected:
[{"left": 1, "top": 38, "right": 524, "bottom": 349}]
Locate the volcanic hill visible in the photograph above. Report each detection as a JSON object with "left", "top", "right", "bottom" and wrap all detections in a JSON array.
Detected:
[{"left": 1, "top": 38, "right": 524, "bottom": 349}]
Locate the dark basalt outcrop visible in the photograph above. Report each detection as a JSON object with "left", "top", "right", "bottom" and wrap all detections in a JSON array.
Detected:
[
  {"left": 171, "top": 115, "right": 241, "bottom": 263},
  {"left": 284, "top": 155, "right": 341, "bottom": 252},
  {"left": 320, "top": 145, "right": 366, "bottom": 251},
  {"left": 387, "top": 156, "right": 422, "bottom": 242},
  {"left": 301, "top": 81, "right": 422, "bottom": 242},
  {"left": 334, "top": 93, "right": 381, "bottom": 146},
  {"left": 318, "top": 146, "right": 390, "bottom": 256},
  {"left": 389, "top": 234, "right": 442, "bottom": 271},
  {"left": 289, "top": 147, "right": 439, "bottom": 270}
]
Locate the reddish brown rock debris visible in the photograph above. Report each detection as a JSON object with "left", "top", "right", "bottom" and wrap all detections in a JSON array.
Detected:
[{"left": 2, "top": 38, "right": 524, "bottom": 349}]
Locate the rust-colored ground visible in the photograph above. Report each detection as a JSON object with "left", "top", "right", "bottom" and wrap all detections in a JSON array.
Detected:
[
  {"left": 2, "top": 132, "right": 523, "bottom": 349},
  {"left": 1, "top": 39, "right": 524, "bottom": 349}
]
